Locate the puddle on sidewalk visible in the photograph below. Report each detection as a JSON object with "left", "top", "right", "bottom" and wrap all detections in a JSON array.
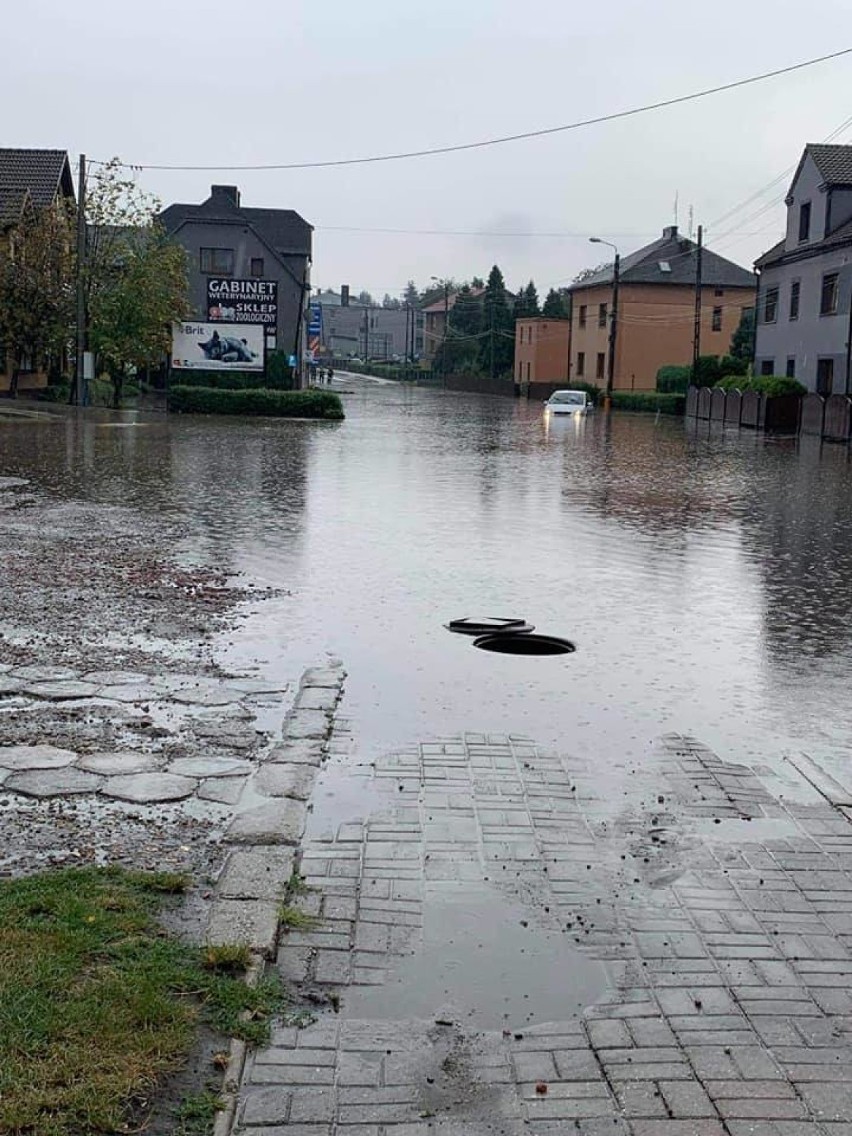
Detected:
[{"left": 343, "top": 880, "right": 609, "bottom": 1031}]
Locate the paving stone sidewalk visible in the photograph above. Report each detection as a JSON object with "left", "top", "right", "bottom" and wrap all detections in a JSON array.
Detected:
[{"left": 234, "top": 731, "right": 852, "bottom": 1135}]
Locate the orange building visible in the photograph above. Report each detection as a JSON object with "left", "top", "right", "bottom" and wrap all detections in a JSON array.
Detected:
[
  {"left": 514, "top": 317, "right": 571, "bottom": 394},
  {"left": 568, "top": 226, "right": 756, "bottom": 391}
]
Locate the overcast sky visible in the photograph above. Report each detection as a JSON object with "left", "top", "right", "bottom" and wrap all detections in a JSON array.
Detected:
[{"left": 6, "top": 0, "right": 851, "bottom": 299}]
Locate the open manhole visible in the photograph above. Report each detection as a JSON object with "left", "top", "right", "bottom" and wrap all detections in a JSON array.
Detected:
[
  {"left": 473, "top": 632, "right": 576, "bottom": 656},
  {"left": 445, "top": 617, "right": 534, "bottom": 636}
]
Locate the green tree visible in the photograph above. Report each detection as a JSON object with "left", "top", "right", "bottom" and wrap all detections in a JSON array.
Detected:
[
  {"left": 357, "top": 290, "right": 374, "bottom": 306},
  {"left": 0, "top": 197, "right": 75, "bottom": 397},
  {"left": 85, "top": 159, "right": 190, "bottom": 407},
  {"left": 435, "top": 284, "right": 482, "bottom": 373},
  {"left": 513, "top": 280, "right": 540, "bottom": 320},
  {"left": 479, "top": 265, "right": 514, "bottom": 378},
  {"left": 382, "top": 293, "right": 402, "bottom": 309},
  {"left": 542, "top": 288, "right": 569, "bottom": 318},
  {"left": 730, "top": 306, "right": 755, "bottom": 363},
  {"left": 403, "top": 280, "right": 420, "bottom": 309}
]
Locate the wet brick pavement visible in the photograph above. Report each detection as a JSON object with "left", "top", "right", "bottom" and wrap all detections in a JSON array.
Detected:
[{"left": 235, "top": 731, "right": 852, "bottom": 1134}]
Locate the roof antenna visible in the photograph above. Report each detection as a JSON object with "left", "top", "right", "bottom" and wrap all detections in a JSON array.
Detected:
[
  {"left": 688, "top": 204, "right": 695, "bottom": 241},
  {"left": 673, "top": 190, "right": 679, "bottom": 228}
]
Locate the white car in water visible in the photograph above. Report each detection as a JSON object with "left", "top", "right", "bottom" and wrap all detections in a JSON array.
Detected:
[{"left": 544, "top": 389, "right": 591, "bottom": 415}]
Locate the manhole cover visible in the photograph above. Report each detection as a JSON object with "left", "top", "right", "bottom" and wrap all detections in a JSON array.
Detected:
[
  {"left": 445, "top": 617, "right": 534, "bottom": 636},
  {"left": 472, "top": 632, "right": 576, "bottom": 656}
]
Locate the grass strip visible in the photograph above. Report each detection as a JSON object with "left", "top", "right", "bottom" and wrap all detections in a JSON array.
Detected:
[{"left": 0, "top": 867, "right": 284, "bottom": 1136}]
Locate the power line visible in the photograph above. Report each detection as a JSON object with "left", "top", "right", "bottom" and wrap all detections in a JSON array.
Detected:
[{"left": 94, "top": 48, "right": 851, "bottom": 172}]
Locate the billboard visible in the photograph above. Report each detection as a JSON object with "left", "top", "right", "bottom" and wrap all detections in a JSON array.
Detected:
[
  {"left": 171, "top": 322, "right": 264, "bottom": 371},
  {"left": 207, "top": 278, "right": 278, "bottom": 327}
]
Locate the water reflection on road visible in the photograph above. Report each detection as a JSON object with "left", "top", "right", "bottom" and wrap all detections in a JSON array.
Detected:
[{"left": 2, "top": 379, "right": 852, "bottom": 782}]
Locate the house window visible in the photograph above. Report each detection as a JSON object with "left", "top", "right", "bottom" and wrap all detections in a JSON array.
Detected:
[
  {"left": 712, "top": 307, "right": 722, "bottom": 332},
  {"left": 789, "top": 280, "right": 800, "bottom": 320},
  {"left": 576, "top": 351, "right": 585, "bottom": 376},
  {"left": 786, "top": 357, "right": 796, "bottom": 378},
  {"left": 250, "top": 257, "right": 264, "bottom": 278},
  {"left": 598, "top": 303, "right": 608, "bottom": 328},
  {"left": 200, "top": 247, "right": 235, "bottom": 275},
  {"left": 760, "top": 360, "right": 774, "bottom": 376},
  {"left": 596, "top": 352, "right": 606, "bottom": 379},
  {"left": 798, "top": 202, "right": 811, "bottom": 243},
  {"left": 714, "top": 288, "right": 724, "bottom": 297},
  {"left": 526, "top": 361, "right": 531, "bottom": 381},
  {"left": 579, "top": 305, "right": 587, "bottom": 328},
  {"left": 517, "top": 362, "right": 523, "bottom": 381},
  {"left": 820, "top": 273, "right": 839, "bottom": 315},
  {"left": 764, "top": 287, "right": 778, "bottom": 323},
  {"left": 817, "top": 358, "right": 834, "bottom": 395}
]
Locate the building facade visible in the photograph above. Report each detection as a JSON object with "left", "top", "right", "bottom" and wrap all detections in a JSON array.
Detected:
[
  {"left": 568, "top": 226, "right": 756, "bottom": 391},
  {"left": 514, "top": 317, "right": 571, "bottom": 391},
  {"left": 0, "top": 148, "right": 75, "bottom": 394},
  {"left": 313, "top": 291, "right": 423, "bottom": 360},
  {"left": 754, "top": 145, "right": 852, "bottom": 393},
  {"left": 160, "top": 185, "right": 312, "bottom": 366}
]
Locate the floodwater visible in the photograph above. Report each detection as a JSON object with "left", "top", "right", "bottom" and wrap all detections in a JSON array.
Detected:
[{"left": 2, "top": 378, "right": 852, "bottom": 785}]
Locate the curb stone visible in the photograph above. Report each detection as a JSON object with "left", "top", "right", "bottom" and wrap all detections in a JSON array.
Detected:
[
  {"left": 206, "top": 661, "right": 345, "bottom": 1134},
  {"left": 206, "top": 661, "right": 345, "bottom": 955}
]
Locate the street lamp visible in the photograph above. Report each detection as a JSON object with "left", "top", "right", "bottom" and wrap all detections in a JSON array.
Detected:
[
  {"left": 430, "top": 275, "right": 451, "bottom": 386},
  {"left": 589, "top": 237, "right": 620, "bottom": 407}
]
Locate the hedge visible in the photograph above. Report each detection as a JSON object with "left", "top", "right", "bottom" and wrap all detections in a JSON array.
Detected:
[
  {"left": 171, "top": 351, "right": 294, "bottom": 391},
  {"left": 169, "top": 386, "right": 344, "bottom": 419},
  {"left": 656, "top": 365, "right": 691, "bottom": 393},
  {"left": 610, "top": 391, "right": 686, "bottom": 415},
  {"left": 713, "top": 375, "right": 805, "bottom": 397},
  {"left": 658, "top": 356, "right": 749, "bottom": 392}
]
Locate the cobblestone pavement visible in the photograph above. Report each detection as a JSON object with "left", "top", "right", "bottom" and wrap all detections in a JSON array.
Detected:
[{"left": 235, "top": 731, "right": 852, "bottom": 1134}]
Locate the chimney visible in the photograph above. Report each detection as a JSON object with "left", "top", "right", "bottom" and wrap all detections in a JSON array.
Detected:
[
  {"left": 210, "top": 184, "right": 241, "bottom": 207},
  {"left": 662, "top": 225, "right": 678, "bottom": 240}
]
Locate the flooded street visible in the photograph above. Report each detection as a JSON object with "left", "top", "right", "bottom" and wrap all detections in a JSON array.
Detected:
[
  {"left": 8, "top": 382, "right": 852, "bottom": 1131},
  {"left": 3, "top": 378, "right": 851, "bottom": 783}
]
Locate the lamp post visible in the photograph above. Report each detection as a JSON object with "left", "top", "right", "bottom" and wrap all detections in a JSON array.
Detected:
[
  {"left": 430, "top": 275, "right": 451, "bottom": 386},
  {"left": 589, "top": 237, "right": 620, "bottom": 409}
]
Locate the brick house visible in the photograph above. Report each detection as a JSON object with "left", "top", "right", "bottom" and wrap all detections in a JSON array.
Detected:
[
  {"left": 568, "top": 226, "right": 756, "bottom": 391},
  {"left": 514, "top": 317, "right": 571, "bottom": 396},
  {"left": 0, "top": 148, "right": 75, "bottom": 393}
]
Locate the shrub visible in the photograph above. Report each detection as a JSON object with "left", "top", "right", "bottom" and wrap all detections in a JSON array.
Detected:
[
  {"left": 169, "top": 386, "right": 344, "bottom": 419},
  {"left": 656, "top": 365, "right": 691, "bottom": 393},
  {"left": 610, "top": 391, "right": 685, "bottom": 415},
  {"left": 747, "top": 375, "right": 806, "bottom": 397},
  {"left": 266, "top": 350, "right": 296, "bottom": 390},
  {"left": 720, "top": 354, "right": 749, "bottom": 377},
  {"left": 692, "top": 355, "right": 725, "bottom": 388},
  {"left": 712, "top": 375, "right": 805, "bottom": 397}
]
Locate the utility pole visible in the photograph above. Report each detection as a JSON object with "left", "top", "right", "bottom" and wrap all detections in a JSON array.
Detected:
[
  {"left": 692, "top": 224, "right": 703, "bottom": 384},
  {"left": 362, "top": 304, "right": 369, "bottom": 361},
  {"left": 442, "top": 283, "right": 449, "bottom": 386},
  {"left": 606, "top": 252, "right": 620, "bottom": 405},
  {"left": 589, "top": 237, "right": 619, "bottom": 409},
  {"left": 74, "top": 154, "right": 86, "bottom": 407}
]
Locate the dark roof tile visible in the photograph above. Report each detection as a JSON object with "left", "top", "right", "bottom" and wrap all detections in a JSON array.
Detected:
[
  {"left": 0, "top": 149, "right": 74, "bottom": 223},
  {"left": 160, "top": 189, "right": 312, "bottom": 257},
  {"left": 805, "top": 143, "right": 852, "bottom": 186},
  {"left": 569, "top": 227, "right": 755, "bottom": 291}
]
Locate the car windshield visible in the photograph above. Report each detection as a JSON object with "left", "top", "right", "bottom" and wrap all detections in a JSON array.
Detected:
[{"left": 551, "top": 392, "right": 584, "bottom": 405}]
